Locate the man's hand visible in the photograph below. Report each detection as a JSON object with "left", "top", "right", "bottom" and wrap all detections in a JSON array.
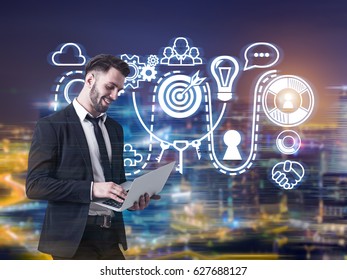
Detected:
[
  {"left": 92, "top": 182, "right": 127, "bottom": 203},
  {"left": 128, "top": 193, "right": 161, "bottom": 211}
]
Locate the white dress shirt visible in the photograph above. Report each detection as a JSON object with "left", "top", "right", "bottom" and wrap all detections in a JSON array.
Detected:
[{"left": 73, "top": 98, "right": 113, "bottom": 216}]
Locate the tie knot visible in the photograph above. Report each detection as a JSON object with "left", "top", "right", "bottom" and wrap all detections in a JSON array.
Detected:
[{"left": 85, "top": 114, "right": 101, "bottom": 126}]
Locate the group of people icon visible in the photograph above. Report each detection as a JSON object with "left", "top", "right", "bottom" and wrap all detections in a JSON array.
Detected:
[{"left": 160, "top": 37, "right": 203, "bottom": 66}]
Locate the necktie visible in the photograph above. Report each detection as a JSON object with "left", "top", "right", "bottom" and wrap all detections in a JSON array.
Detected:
[{"left": 85, "top": 115, "right": 112, "bottom": 182}]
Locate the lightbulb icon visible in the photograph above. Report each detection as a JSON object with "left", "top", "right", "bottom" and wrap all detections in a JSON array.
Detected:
[{"left": 210, "top": 56, "right": 239, "bottom": 101}]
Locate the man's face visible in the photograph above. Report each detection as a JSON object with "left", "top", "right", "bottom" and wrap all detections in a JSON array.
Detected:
[{"left": 89, "top": 67, "right": 125, "bottom": 114}]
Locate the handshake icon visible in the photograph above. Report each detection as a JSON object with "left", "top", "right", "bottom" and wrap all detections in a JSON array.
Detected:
[{"left": 271, "top": 160, "right": 305, "bottom": 190}]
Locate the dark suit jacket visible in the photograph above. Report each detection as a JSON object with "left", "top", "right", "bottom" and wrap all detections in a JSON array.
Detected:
[{"left": 26, "top": 104, "right": 127, "bottom": 258}]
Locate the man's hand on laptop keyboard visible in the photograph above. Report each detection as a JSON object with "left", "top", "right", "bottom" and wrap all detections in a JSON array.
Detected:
[
  {"left": 128, "top": 193, "right": 161, "bottom": 211},
  {"left": 92, "top": 182, "right": 127, "bottom": 204}
]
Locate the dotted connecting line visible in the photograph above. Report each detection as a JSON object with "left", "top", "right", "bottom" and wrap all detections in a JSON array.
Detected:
[
  {"left": 149, "top": 71, "right": 210, "bottom": 168},
  {"left": 53, "top": 70, "right": 84, "bottom": 111},
  {"left": 148, "top": 71, "right": 181, "bottom": 161},
  {"left": 126, "top": 71, "right": 181, "bottom": 176},
  {"left": 128, "top": 70, "right": 278, "bottom": 177},
  {"left": 125, "top": 91, "right": 151, "bottom": 177},
  {"left": 207, "top": 71, "right": 278, "bottom": 176}
]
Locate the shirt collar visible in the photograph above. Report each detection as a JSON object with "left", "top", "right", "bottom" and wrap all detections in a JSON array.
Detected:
[{"left": 73, "top": 98, "right": 107, "bottom": 123}]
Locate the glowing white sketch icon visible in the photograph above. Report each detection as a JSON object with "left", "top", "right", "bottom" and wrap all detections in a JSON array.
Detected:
[
  {"left": 262, "top": 75, "right": 315, "bottom": 127},
  {"left": 124, "top": 144, "right": 143, "bottom": 167},
  {"left": 271, "top": 160, "right": 305, "bottom": 190},
  {"left": 64, "top": 79, "right": 84, "bottom": 103},
  {"left": 121, "top": 54, "right": 146, "bottom": 89},
  {"left": 51, "top": 43, "right": 86, "bottom": 66},
  {"left": 160, "top": 37, "right": 203, "bottom": 66},
  {"left": 223, "top": 130, "right": 242, "bottom": 160},
  {"left": 243, "top": 42, "right": 280, "bottom": 71},
  {"left": 210, "top": 56, "right": 239, "bottom": 101},
  {"left": 276, "top": 130, "right": 301, "bottom": 155},
  {"left": 147, "top": 55, "right": 159, "bottom": 67},
  {"left": 141, "top": 65, "right": 157, "bottom": 82},
  {"left": 157, "top": 71, "right": 205, "bottom": 118},
  {"left": 47, "top": 40, "right": 315, "bottom": 180},
  {"left": 53, "top": 70, "right": 84, "bottom": 111}
]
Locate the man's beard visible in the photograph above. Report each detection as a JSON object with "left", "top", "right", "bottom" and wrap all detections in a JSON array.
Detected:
[{"left": 90, "top": 83, "right": 109, "bottom": 114}]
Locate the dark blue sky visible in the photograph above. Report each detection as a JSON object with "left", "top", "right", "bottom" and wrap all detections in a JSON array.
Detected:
[{"left": 1, "top": 0, "right": 347, "bottom": 124}]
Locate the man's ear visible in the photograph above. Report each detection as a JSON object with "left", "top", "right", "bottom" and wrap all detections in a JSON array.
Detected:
[{"left": 85, "top": 72, "right": 95, "bottom": 88}]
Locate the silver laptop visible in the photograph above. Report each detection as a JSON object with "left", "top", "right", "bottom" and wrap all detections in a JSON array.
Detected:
[{"left": 95, "top": 161, "right": 176, "bottom": 212}]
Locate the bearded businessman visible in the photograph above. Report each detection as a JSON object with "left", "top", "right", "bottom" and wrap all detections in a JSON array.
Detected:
[{"left": 26, "top": 54, "right": 158, "bottom": 260}]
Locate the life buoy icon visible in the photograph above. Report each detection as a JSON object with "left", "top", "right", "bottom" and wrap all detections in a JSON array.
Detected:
[{"left": 262, "top": 75, "right": 314, "bottom": 127}]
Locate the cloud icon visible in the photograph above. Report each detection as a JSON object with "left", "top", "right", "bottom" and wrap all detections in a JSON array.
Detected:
[{"left": 51, "top": 43, "right": 87, "bottom": 66}]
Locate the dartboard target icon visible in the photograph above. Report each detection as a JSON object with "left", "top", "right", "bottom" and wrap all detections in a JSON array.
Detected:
[{"left": 156, "top": 71, "right": 205, "bottom": 119}]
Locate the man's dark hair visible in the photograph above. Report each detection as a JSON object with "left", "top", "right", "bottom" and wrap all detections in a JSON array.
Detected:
[{"left": 85, "top": 54, "right": 130, "bottom": 77}]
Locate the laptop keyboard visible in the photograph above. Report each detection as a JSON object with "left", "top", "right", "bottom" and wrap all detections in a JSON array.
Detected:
[
  {"left": 103, "top": 199, "right": 123, "bottom": 208},
  {"left": 102, "top": 190, "right": 129, "bottom": 209}
]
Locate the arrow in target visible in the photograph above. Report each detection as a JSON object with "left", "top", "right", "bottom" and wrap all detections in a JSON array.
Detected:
[{"left": 178, "top": 71, "right": 206, "bottom": 98}]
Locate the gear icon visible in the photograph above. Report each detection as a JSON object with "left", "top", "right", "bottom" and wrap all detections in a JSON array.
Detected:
[
  {"left": 120, "top": 54, "right": 146, "bottom": 89},
  {"left": 141, "top": 65, "right": 157, "bottom": 82},
  {"left": 147, "top": 54, "right": 159, "bottom": 67}
]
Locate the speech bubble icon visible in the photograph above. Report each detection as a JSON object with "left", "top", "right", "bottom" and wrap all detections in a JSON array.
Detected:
[{"left": 243, "top": 42, "right": 280, "bottom": 71}]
